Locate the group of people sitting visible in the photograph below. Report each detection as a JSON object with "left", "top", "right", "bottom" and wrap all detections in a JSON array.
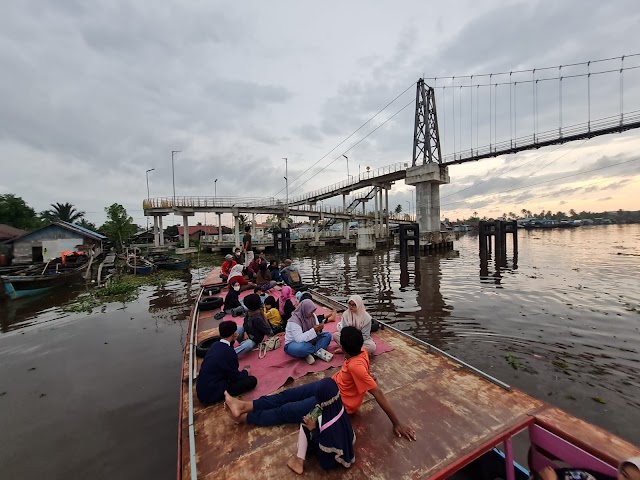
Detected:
[{"left": 197, "top": 252, "right": 412, "bottom": 474}]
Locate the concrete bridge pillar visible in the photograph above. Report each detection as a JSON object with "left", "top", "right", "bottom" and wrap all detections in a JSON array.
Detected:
[
  {"left": 153, "top": 216, "right": 159, "bottom": 245},
  {"left": 217, "top": 213, "right": 222, "bottom": 244},
  {"left": 158, "top": 215, "right": 165, "bottom": 246},
  {"left": 182, "top": 215, "right": 190, "bottom": 248},
  {"left": 374, "top": 187, "right": 380, "bottom": 238},
  {"left": 314, "top": 218, "right": 320, "bottom": 241},
  {"left": 234, "top": 215, "right": 240, "bottom": 248},
  {"left": 405, "top": 164, "right": 450, "bottom": 243},
  {"left": 356, "top": 224, "right": 375, "bottom": 254},
  {"left": 385, "top": 188, "right": 389, "bottom": 237}
]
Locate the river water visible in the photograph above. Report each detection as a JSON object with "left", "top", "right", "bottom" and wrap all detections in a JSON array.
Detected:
[{"left": 0, "top": 224, "right": 638, "bottom": 479}]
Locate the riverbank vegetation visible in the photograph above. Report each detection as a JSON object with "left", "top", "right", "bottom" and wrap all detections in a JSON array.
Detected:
[{"left": 63, "top": 269, "right": 191, "bottom": 313}]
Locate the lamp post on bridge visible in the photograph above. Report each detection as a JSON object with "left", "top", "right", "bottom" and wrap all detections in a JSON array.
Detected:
[
  {"left": 342, "top": 155, "right": 350, "bottom": 180},
  {"left": 146, "top": 168, "right": 155, "bottom": 232},
  {"left": 282, "top": 157, "right": 288, "bottom": 210},
  {"left": 214, "top": 178, "right": 218, "bottom": 203},
  {"left": 171, "top": 150, "right": 181, "bottom": 207},
  {"left": 405, "top": 200, "right": 411, "bottom": 219}
]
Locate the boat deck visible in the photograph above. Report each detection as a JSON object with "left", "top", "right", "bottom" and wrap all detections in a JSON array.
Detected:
[{"left": 180, "top": 269, "right": 639, "bottom": 479}]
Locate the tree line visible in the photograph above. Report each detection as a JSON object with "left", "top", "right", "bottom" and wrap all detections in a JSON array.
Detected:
[{"left": 0, "top": 194, "right": 138, "bottom": 251}]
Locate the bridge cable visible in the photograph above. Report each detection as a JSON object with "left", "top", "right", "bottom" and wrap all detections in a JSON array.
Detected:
[
  {"left": 270, "top": 82, "right": 415, "bottom": 198},
  {"left": 286, "top": 98, "right": 414, "bottom": 197},
  {"left": 420, "top": 53, "right": 640, "bottom": 81},
  {"left": 452, "top": 76, "right": 456, "bottom": 158},
  {"left": 510, "top": 72, "right": 513, "bottom": 148},
  {"left": 489, "top": 74, "right": 492, "bottom": 153},
  {"left": 587, "top": 62, "right": 591, "bottom": 133},
  {"left": 442, "top": 154, "right": 640, "bottom": 208},
  {"left": 459, "top": 84, "right": 463, "bottom": 159},
  {"left": 620, "top": 55, "right": 625, "bottom": 126},
  {"left": 440, "top": 142, "right": 566, "bottom": 200},
  {"left": 532, "top": 70, "right": 536, "bottom": 143},
  {"left": 514, "top": 81, "right": 517, "bottom": 147},
  {"left": 559, "top": 66, "right": 563, "bottom": 138}
]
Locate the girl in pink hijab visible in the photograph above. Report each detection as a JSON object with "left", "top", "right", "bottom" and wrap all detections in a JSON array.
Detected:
[
  {"left": 279, "top": 285, "right": 297, "bottom": 322},
  {"left": 333, "top": 295, "right": 376, "bottom": 355}
]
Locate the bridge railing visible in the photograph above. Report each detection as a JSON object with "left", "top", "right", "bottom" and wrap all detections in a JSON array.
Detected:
[
  {"left": 288, "top": 161, "right": 409, "bottom": 204},
  {"left": 143, "top": 196, "right": 415, "bottom": 222},
  {"left": 443, "top": 109, "right": 640, "bottom": 164}
]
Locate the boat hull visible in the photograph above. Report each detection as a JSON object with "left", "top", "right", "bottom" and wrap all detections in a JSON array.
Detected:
[{"left": 1, "top": 264, "right": 88, "bottom": 300}]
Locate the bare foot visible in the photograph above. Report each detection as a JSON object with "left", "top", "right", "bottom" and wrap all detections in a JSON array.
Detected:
[
  {"left": 224, "top": 391, "right": 249, "bottom": 418},
  {"left": 287, "top": 455, "right": 304, "bottom": 475},
  {"left": 539, "top": 466, "right": 559, "bottom": 480}
]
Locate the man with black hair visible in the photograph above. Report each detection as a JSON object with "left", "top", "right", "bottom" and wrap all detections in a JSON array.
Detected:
[
  {"left": 196, "top": 321, "right": 257, "bottom": 404},
  {"left": 242, "top": 225, "right": 253, "bottom": 267},
  {"left": 224, "top": 326, "right": 416, "bottom": 441}
]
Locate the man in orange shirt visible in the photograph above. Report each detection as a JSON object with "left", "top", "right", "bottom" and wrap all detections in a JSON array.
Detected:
[{"left": 225, "top": 326, "right": 416, "bottom": 441}]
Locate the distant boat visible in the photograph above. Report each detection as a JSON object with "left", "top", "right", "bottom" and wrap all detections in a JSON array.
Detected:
[
  {"left": 126, "top": 256, "right": 156, "bottom": 275},
  {"left": 149, "top": 254, "right": 190, "bottom": 271},
  {"left": 0, "top": 254, "right": 89, "bottom": 300}
]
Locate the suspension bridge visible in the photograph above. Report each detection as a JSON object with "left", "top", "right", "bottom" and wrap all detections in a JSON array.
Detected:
[{"left": 144, "top": 53, "right": 640, "bottom": 253}]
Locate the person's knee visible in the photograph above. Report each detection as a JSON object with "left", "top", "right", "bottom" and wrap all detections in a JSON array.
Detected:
[
  {"left": 248, "top": 376, "right": 258, "bottom": 389},
  {"left": 332, "top": 332, "right": 340, "bottom": 343}
]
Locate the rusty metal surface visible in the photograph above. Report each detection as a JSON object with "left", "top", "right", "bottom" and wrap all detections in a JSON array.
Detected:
[
  {"left": 533, "top": 406, "right": 640, "bottom": 467},
  {"left": 180, "top": 282, "right": 637, "bottom": 479},
  {"left": 181, "top": 316, "right": 547, "bottom": 479}
]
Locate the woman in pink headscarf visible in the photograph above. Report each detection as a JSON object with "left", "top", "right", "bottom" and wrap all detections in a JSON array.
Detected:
[
  {"left": 333, "top": 295, "right": 376, "bottom": 355},
  {"left": 279, "top": 285, "right": 297, "bottom": 323}
]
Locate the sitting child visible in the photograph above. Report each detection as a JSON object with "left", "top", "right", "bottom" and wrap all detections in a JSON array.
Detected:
[
  {"left": 215, "top": 280, "right": 247, "bottom": 320},
  {"left": 286, "top": 378, "right": 355, "bottom": 474},
  {"left": 196, "top": 320, "right": 257, "bottom": 404},
  {"left": 264, "top": 295, "right": 285, "bottom": 333},
  {"left": 236, "top": 294, "right": 274, "bottom": 356}
]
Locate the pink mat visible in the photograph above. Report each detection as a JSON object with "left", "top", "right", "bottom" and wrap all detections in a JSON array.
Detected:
[{"left": 228, "top": 301, "right": 393, "bottom": 400}]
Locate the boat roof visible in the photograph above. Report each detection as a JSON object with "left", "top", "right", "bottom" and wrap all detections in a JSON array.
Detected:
[{"left": 180, "top": 269, "right": 639, "bottom": 479}]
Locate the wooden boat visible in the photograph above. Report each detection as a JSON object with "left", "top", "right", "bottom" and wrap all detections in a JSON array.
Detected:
[
  {"left": 125, "top": 256, "right": 156, "bottom": 275},
  {"left": 149, "top": 254, "right": 191, "bottom": 271},
  {"left": 178, "top": 267, "right": 639, "bottom": 479},
  {"left": 0, "top": 254, "right": 89, "bottom": 300}
]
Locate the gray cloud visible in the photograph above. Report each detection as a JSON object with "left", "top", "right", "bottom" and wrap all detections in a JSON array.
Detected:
[{"left": 1, "top": 0, "right": 640, "bottom": 226}]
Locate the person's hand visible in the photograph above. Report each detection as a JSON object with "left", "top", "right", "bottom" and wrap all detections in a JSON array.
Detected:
[
  {"left": 243, "top": 366, "right": 251, "bottom": 376},
  {"left": 303, "top": 415, "right": 317, "bottom": 430},
  {"left": 393, "top": 423, "right": 416, "bottom": 441},
  {"left": 313, "top": 324, "right": 324, "bottom": 333},
  {"left": 539, "top": 467, "right": 558, "bottom": 480}
]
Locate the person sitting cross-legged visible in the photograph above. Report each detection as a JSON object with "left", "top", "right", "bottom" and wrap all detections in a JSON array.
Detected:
[
  {"left": 235, "top": 293, "right": 274, "bottom": 356},
  {"left": 214, "top": 280, "right": 248, "bottom": 320},
  {"left": 196, "top": 320, "right": 257, "bottom": 404},
  {"left": 256, "top": 262, "right": 277, "bottom": 291},
  {"left": 220, "top": 254, "right": 236, "bottom": 282},
  {"left": 284, "top": 299, "right": 332, "bottom": 365},
  {"left": 224, "top": 326, "right": 416, "bottom": 441}
]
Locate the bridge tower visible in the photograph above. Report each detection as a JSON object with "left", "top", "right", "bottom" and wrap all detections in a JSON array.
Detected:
[{"left": 405, "top": 78, "right": 451, "bottom": 249}]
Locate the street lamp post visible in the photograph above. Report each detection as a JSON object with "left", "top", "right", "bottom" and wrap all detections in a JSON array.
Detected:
[
  {"left": 171, "top": 150, "right": 181, "bottom": 207},
  {"left": 342, "top": 155, "right": 350, "bottom": 180},
  {"left": 146, "top": 168, "right": 155, "bottom": 231},
  {"left": 282, "top": 157, "right": 288, "bottom": 208},
  {"left": 405, "top": 200, "right": 411, "bottom": 217},
  {"left": 214, "top": 178, "right": 218, "bottom": 202}
]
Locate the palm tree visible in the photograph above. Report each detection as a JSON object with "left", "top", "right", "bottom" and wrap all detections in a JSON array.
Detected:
[
  {"left": 41, "top": 202, "right": 85, "bottom": 223},
  {"left": 394, "top": 204, "right": 402, "bottom": 214}
]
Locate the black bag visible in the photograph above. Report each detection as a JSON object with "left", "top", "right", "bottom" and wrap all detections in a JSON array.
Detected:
[{"left": 371, "top": 318, "right": 382, "bottom": 332}]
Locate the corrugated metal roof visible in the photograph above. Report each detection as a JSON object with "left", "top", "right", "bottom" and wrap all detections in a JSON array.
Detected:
[
  {"left": 56, "top": 221, "right": 107, "bottom": 240},
  {"left": 0, "top": 224, "right": 28, "bottom": 240}
]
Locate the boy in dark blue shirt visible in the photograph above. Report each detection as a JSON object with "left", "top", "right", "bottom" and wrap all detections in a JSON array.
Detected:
[{"left": 196, "top": 321, "right": 258, "bottom": 404}]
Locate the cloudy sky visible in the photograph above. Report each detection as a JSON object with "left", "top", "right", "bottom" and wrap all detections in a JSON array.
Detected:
[{"left": 2, "top": 0, "right": 640, "bottom": 227}]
